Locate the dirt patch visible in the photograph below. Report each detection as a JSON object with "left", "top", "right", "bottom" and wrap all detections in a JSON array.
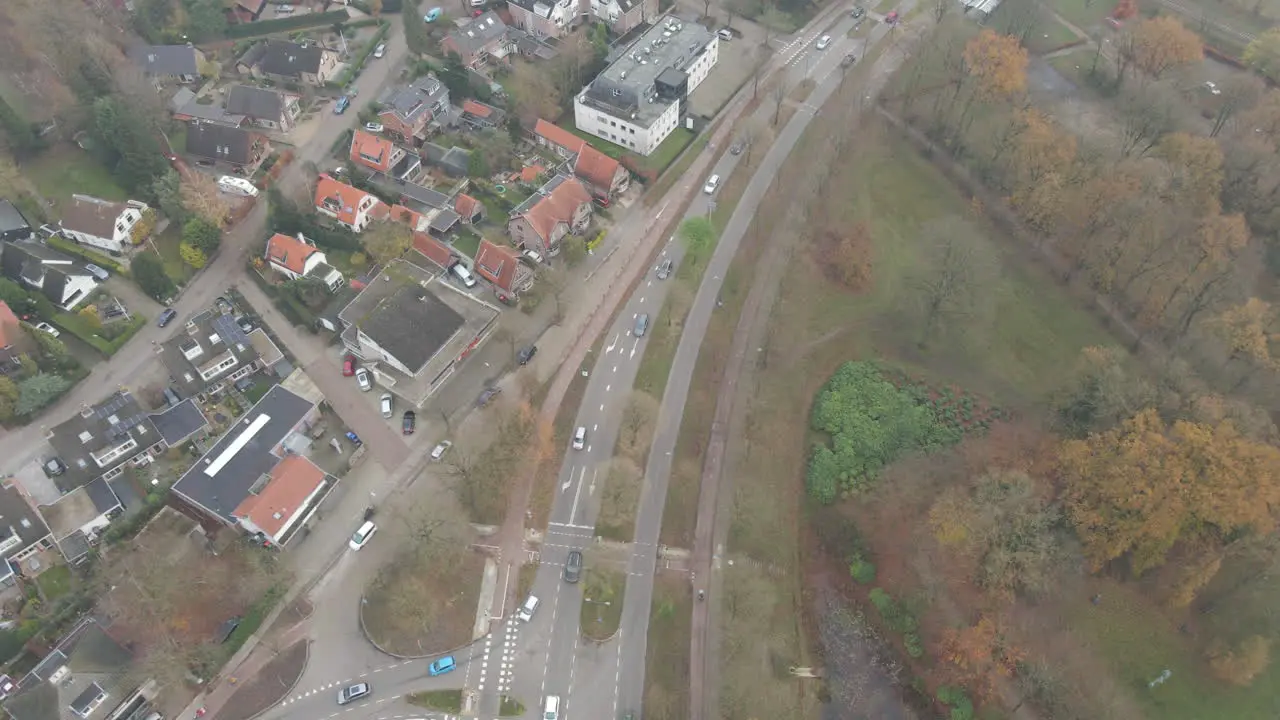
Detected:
[{"left": 216, "top": 640, "right": 308, "bottom": 720}]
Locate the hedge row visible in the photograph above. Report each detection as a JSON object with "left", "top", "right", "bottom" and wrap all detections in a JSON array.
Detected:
[
  {"left": 45, "top": 236, "right": 130, "bottom": 277},
  {"left": 225, "top": 10, "right": 351, "bottom": 39},
  {"left": 333, "top": 21, "right": 391, "bottom": 87}
]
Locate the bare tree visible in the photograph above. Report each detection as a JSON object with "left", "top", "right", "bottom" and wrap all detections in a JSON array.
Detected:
[
  {"left": 909, "top": 219, "right": 996, "bottom": 347},
  {"left": 772, "top": 78, "right": 787, "bottom": 126}
]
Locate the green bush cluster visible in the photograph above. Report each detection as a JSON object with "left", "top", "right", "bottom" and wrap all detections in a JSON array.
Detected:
[
  {"left": 937, "top": 686, "right": 975, "bottom": 720},
  {"left": 225, "top": 10, "right": 349, "bottom": 38},
  {"left": 868, "top": 587, "right": 918, "bottom": 636},
  {"left": 849, "top": 554, "right": 877, "bottom": 585}
]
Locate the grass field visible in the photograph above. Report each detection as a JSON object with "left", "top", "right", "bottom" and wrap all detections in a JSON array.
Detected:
[
  {"left": 642, "top": 577, "right": 693, "bottom": 720},
  {"left": 35, "top": 565, "right": 73, "bottom": 602},
  {"left": 1049, "top": 0, "right": 1114, "bottom": 31},
  {"left": 25, "top": 146, "right": 128, "bottom": 211},
  {"left": 579, "top": 566, "right": 625, "bottom": 641}
]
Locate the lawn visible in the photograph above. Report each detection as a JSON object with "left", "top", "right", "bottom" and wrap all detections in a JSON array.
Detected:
[
  {"left": 35, "top": 565, "right": 73, "bottom": 602},
  {"left": 452, "top": 228, "right": 482, "bottom": 259},
  {"left": 641, "top": 577, "right": 692, "bottom": 720},
  {"left": 25, "top": 146, "right": 128, "bottom": 211},
  {"left": 643, "top": 128, "right": 696, "bottom": 174},
  {"left": 362, "top": 549, "right": 484, "bottom": 656},
  {"left": 53, "top": 311, "right": 146, "bottom": 357},
  {"left": 407, "top": 690, "right": 463, "bottom": 712},
  {"left": 1049, "top": 0, "right": 1115, "bottom": 31},
  {"left": 579, "top": 566, "right": 625, "bottom": 641},
  {"left": 240, "top": 377, "right": 276, "bottom": 405},
  {"left": 148, "top": 225, "right": 197, "bottom": 285}
]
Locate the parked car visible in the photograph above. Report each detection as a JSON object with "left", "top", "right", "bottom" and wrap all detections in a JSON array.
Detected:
[
  {"left": 342, "top": 354, "right": 356, "bottom": 376},
  {"left": 85, "top": 263, "right": 109, "bottom": 281},
  {"left": 42, "top": 457, "right": 66, "bottom": 477},
  {"left": 349, "top": 521, "right": 377, "bottom": 551},
  {"left": 517, "top": 345, "right": 537, "bottom": 365},
  {"left": 592, "top": 194, "right": 611, "bottom": 208},
  {"left": 277, "top": 3, "right": 295, "bottom": 12},
  {"left": 729, "top": 140, "right": 745, "bottom": 155},
  {"left": 517, "top": 595, "right": 540, "bottom": 622},
  {"left": 34, "top": 322, "right": 59, "bottom": 338},
  {"left": 885, "top": 10, "right": 899, "bottom": 24},
  {"left": 380, "top": 393, "right": 393, "bottom": 418},
  {"left": 563, "top": 550, "right": 583, "bottom": 583},
  {"left": 477, "top": 386, "right": 502, "bottom": 407},
  {"left": 703, "top": 174, "right": 720, "bottom": 194},
  {"left": 424, "top": 7, "right": 443, "bottom": 21},
  {"left": 334, "top": 95, "right": 351, "bottom": 114},
  {"left": 402, "top": 410, "right": 416, "bottom": 435},
  {"left": 841, "top": 53, "right": 857, "bottom": 68},
  {"left": 494, "top": 289, "right": 516, "bottom": 306},
  {"left": 345, "top": 431, "right": 363, "bottom": 447},
  {"left": 428, "top": 656, "right": 456, "bottom": 676},
  {"left": 364, "top": 122, "right": 384, "bottom": 133},
  {"left": 157, "top": 308, "right": 177, "bottom": 328},
  {"left": 656, "top": 258, "right": 674, "bottom": 280},
  {"left": 815, "top": 34, "right": 831, "bottom": 50},
  {"left": 356, "top": 367, "right": 372, "bottom": 391},
  {"left": 337, "top": 683, "right": 370, "bottom": 705},
  {"left": 430, "top": 440, "right": 452, "bottom": 460},
  {"left": 373, "top": 43, "right": 386, "bottom": 58},
  {"left": 717, "top": 28, "right": 733, "bottom": 40},
  {"left": 851, "top": 5, "right": 866, "bottom": 18}
]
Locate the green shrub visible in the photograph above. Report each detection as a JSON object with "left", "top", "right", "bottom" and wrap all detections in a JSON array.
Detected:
[
  {"left": 937, "top": 686, "right": 974, "bottom": 720},
  {"left": 225, "top": 10, "right": 350, "bottom": 38},
  {"left": 904, "top": 632, "right": 923, "bottom": 658},
  {"left": 867, "top": 587, "right": 918, "bottom": 634},
  {"left": 869, "top": 587, "right": 894, "bottom": 615},
  {"left": 45, "top": 236, "right": 129, "bottom": 276},
  {"left": 849, "top": 556, "right": 877, "bottom": 584}
]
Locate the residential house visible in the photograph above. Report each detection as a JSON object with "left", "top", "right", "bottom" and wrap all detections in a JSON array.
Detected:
[
  {"left": 455, "top": 194, "right": 484, "bottom": 225},
  {"left": 460, "top": 99, "right": 505, "bottom": 129},
  {"left": 376, "top": 74, "right": 450, "bottom": 145},
  {"left": 0, "top": 200, "right": 32, "bottom": 242},
  {"left": 129, "top": 44, "right": 204, "bottom": 84},
  {"left": 255, "top": 40, "right": 339, "bottom": 86},
  {"left": 520, "top": 164, "right": 546, "bottom": 185},
  {"left": 159, "top": 307, "right": 281, "bottom": 399},
  {"left": 507, "top": 0, "right": 655, "bottom": 38},
  {"left": 58, "top": 195, "right": 149, "bottom": 255},
  {"left": 265, "top": 232, "right": 345, "bottom": 291},
  {"left": 389, "top": 202, "right": 460, "bottom": 238},
  {"left": 2, "top": 617, "right": 156, "bottom": 720},
  {"left": 229, "top": 0, "right": 267, "bottom": 23},
  {"left": 421, "top": 142, "right": 471, "bottom": 178},
  {"left": 0, "top": 481, "right": 55, "bottom": 587},
  {"left": 593, "top": 0, "right": 659, "bottom": 34},
  {"left": 441, "top": 12, "right": 516, "bottom": 69},
  {"left": 0, "top": 301, "right": 31, "bottom": 376},
  {"left": 533, "top": 119, "right": 630, "bottom": 199},
  {"left": 474, "top": 239, "right": 532, "bottom": 293},
  {"left": 231, "top": 454, "right": 334, "bottom": 548},
  {"left": 40, "top": 477, "right": 122, "bottom": 563},
  {"left": 185, "top": 122, "right": 270, "bottom": 173},
  {"left": 349, "top": 130, "right": 420, "bottom": 179},
  {"left": 170, "top": 88, "right": 246, "bottom": 127},
  {"left": 45, "top": 392, "right": 165, "bottom": 495},
  {"left": 234, "top": 42, "right": 268, "bottom": 76},
  {"left": 147, "top": 399, "right": 209, "bottom": 450},
  {"left": 508, "top": 174, "right": 593, "bottom": 256},
  {"left": 0, "top": 241, "right": 97, "bottom": 311},
  {"left": 171, "top": 384, "right": 324, "bottom": 528},
  {"left": 313, "top": 174, "right": 387, "bottom": 233},
  {"left": 412, "top": 232, "right": 456, "bottom": 270},
  {"left": 225, "top": 85, "right": 301, "bottom": 132}
]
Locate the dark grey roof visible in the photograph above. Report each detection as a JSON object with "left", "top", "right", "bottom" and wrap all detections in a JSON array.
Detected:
[
  {"left": 377, "top": 74, "right": 450, "bottom": 126},
  {"left": 360, "top": 285, "right": 464, "bottom": 374},
  {"left": 511, "top": 29, "right": 559, "bottom": 60},
  {"left": 446, "top": 12, "right": 509, "bottom": 55},
  {"left": 6, "top": 619, "right": 133, "bottom": 720},
  {"left": 172, "top": 385, "right": 316, "bottom": 521},
  {"left": 225, "top": 85, "right": 284, "bottom": 119},
  {"left": 0, "top": 242, "right": 90, "bottom": 309},
  {"left": 429, "top": 209, "right": 460, "bottom": 233},
  {"left": 185, "top": 122, "right": 255, "bottom": 164},
  {"left": 56, "top": 531, "right": 90, "bottom": 563},
  {"left": 0, "top": 201, "right": 31, "bottom": 239},
  {"left": 160, "top": 309, "right": 262, "bottom": 397},
  {"left": 47, "top": 392, "right": 159, "bottom": 494},
  {"left": 0, "top": 483, "right": 51, "bottom": 560},
  {"left": 423, "top": 143, "right": 471, "bottom": 177},
  {"left": 68, "top": 683, "right": 104, "bottom": 716},
  {"left": 83, "top": 477, "right": 121, "bottom": 516},
  {"left": 391, "top": 180, "right": 450, "bottom": 209},
  {"left": 129, "top": 45, "right": 199, "bottom": 77},
  {"left": 169, "top": 87, "right": 196, "bottom": 111},
  {"left": 259, "top": 40, "right": 325, "bottom": 77},
  {"left": 148, "top": 399, "right": 209, "bottom": 446},
  {"left": 237, "top": 42, "right": 267, "bottom": 68},
  {"left": 587, "top": 15, "right": 714, "bottom": 127}
]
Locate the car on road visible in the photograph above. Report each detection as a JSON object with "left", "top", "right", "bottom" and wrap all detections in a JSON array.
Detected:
[
  {"left": 717, "top": 28, "right": 732, "bottom": 41},
  {"left": 851, "top": 5, "right": 866, "bottom": 18},
  {"left": 85, "top": 263, "right": 109, "bottom": 281},
  {"left": 364, "top": 122, "right": 384, "bottom": 133},
  {"left": 517, "top": 344, "right": 537, "bottom": 365},
  {"left": 543, "top": 695, "right": 560, "bottom": 720},
  {"left": 517, "top": 595, "right": 540, "bottom": 622},
  {"left": 428, "top": 656, "right": 456, "bottom": 676},
  {"left": 157, "top": 308, "right": 177, "bottom": 328},
  {"left": 563, "top": 550, "right": 583, "bottom": 583},
  {"left": 356, "top": 367, "right": 372, "bottom": 391},
  {"left": 374, "top": 43, "right": 386, "bottom": 58},
  {"left": 424, "top": 7, "right": 443, "bottom": 21},
  {"left": 337, "top": 682, "right": 370, "bottom": 705},
  {"left": 841, "top": 53, "right": 857, "bottom": 68},
  {"left": 572, "top": 426, "right": 586, "bottom": 450},
  {"left": 430, "top": 440, "right": 452, "bottom": 460},
  {"left": 380, "top": 392, "right": 393, "bottom": 418},
  {"left": 403, "top": 410, "right": 416, "bottom": 435},
  {"left": 656, "top": 258, "right": 673, "bottom": 280},
  {"left": 349, "top": 521, "right": 377, "bottom": 551},
  {"left": 815, "top": 34, "right": 831, "bottom": 50},
  {"left": 885, "top": 9, "right": 899, "bottom": 24},
  {"left": 334, "top": 95, "right": 351, "bottom": 114},
  {"left": 277, "top": 3, "right": 295, "bottom": 12},
  {"left": 342, "top": 354, "right": 356, "bottom": 376},
  {"left": 703, "top": 174, "right": 720, "bottom": 194},
  {"left": 35, "top": 322, "right": 59, "bottom": 338},
  {"left": 477, "top": 386, "right": 502, "bottom": 407},
  {"left": 729, "top": 140, "right": 745, "bottom": 155},
  {"left": 634, "top": 313, "right": 649, "bottom": 337}
]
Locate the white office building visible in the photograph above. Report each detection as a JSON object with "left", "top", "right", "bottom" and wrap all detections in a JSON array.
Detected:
[{"left": 573, "top": 15, "right": 718, "bottom": 156}]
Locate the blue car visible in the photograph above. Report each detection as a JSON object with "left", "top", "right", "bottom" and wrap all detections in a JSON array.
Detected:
[
  {"left": 424, "top": 7, "right": 442, "bottom": 21},
  {"left": 428, "top": 656, "right": 456, "bottom": 676},
  {"left": 334, "top": 95, "right": 350, "bottom": 114},
  {"left": 345, "top": 431, "right": 362, "bottom": 447}
]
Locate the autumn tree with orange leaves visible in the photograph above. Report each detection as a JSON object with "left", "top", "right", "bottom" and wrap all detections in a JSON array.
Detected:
[
  {"left": 1059, "top": 409, "right": 1280, "bottom": 574},
  {"left": 951, "top": 30, "right": 1028, "bottom": 138},
  {"left": 1007, "top": 109, "right": 1077, "bottom": 233},
  {"left": 1117, "top": 16, "right": 1203, "bottom": 86},
  {"left": 939, "top": 616, "right": 1025, "bottom": 699}
]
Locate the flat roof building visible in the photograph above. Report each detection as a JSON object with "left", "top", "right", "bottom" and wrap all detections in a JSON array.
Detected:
[{"left": 573, "top": 15, "right": 718, "bottom": 156}]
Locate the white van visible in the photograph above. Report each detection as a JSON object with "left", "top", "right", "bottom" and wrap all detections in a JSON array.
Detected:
[
  {"left": 451, "top": 262, "right": 478, "bottom": 288},
  {"left": 217, "top": 175, "right": 259, "bottom": 197},
  {"left": 544, "top": 695, "right": 560, "bottom": 720}
]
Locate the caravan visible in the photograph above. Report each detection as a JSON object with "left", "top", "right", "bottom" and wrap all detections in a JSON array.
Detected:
[{"left": 217, "top": 176, "right": 259, "bottom": 197}]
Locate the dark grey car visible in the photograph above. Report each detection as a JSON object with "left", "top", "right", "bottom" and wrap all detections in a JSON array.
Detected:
[{"left": 564, "top": 550, "right": 583, "bottom": 583}]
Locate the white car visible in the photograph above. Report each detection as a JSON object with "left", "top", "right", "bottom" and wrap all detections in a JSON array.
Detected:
[
  {"left": 815, "top": 34, "right": 831, "bottom": 50},
  {"left": 572, "top": 426, "right": 586, "bottom": 450},
  {"left": 544, "top": 695, "right": 560, "bottom": 720},
  {"left": 364, "top": 122, "right": 384, "bottom": 133},
  {"left": 517, "top": 595, "right": 540, "bottom": 622},
  {"left": 373, "top": 43, "right": 386, "bottom": 59},
  {"left": 35, "top": 322, "right": 60, "bottom": 338},
  {"left": 703, "top": 174, "right": 720, "bottom": 194},
  {"left": 277, "top": 3, "right": 295, "bottom": 13},
  {"left": 430, "top": 440, "right": 453, "bottom": 460},
  {"left": 380, "top": 392, "right": 393, "bottom": 418},
  {"left": 349, "top": 521, "right": 377, "bottom": 551},
  {"left": 85, "top": 263, "right": 109, "bottom": 281},
  {"left": 356, "top": 367, "right": 372, "bottom": 392},
  {"left": 218, "top": 175, "right": 259, "bottom": 197}
]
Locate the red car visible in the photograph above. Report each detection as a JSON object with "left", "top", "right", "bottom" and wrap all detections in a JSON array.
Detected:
[
  {"left": 342, "top": 354, "right": 356, "bottom": 376},
  {"left": 885, "top": 10, "right": 899, "bottom": 24}
]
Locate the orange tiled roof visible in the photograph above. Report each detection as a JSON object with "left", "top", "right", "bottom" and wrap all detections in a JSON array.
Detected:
[
  {"left": 522, "top": 177, "right": 591, "bottom": 243},
  {"left": 573, "top": 144, "right": 622, "bottom": 193},
  {"left": 0, "top": 301, "right": 20, "bottom": 349},
  {"left": 232, "top": 455, "right": 326, "bottom": 540},
  {"left": 475, "top": 239, "right": 518, "bottom": 291},
  {"left": 520, "top": 165, "right": 545, "bottom": 183},
  {"left": 265, "top": 232, "right": 317, "bottom": 275},
  {"left": 350, "top": 130, "right": 395, "bottom": 172},
  {"left": 534, "top": 119, "right": 585, "bottom": 154},
  {"left": 455, "top": 193, "right": 481, "bottom": 220},
  {"left": 389, "top": 203, "right": 428, "bottom": 231},
  {"left": 462, "top": 99, "right": 493, "bottom": 118},
  {"left": 413, "top": 231, "right": 454, "bottom": 268},
  {"left": 314, "top": 174, "right": 382, "bottom": 227}
]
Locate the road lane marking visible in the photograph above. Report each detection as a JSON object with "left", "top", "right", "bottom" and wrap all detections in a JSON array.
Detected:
[
  {"left": 600, "top": 403, "right": 605, "bottom": 411},
  {"left": 613, "top": 365, "right": 618, "bottom": 373},
  {"left": 549, "top": 521, "right": 594, "bottom": 529},
  {"left": 606, "top": 385, "right": 611, "bottom": 392}
]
